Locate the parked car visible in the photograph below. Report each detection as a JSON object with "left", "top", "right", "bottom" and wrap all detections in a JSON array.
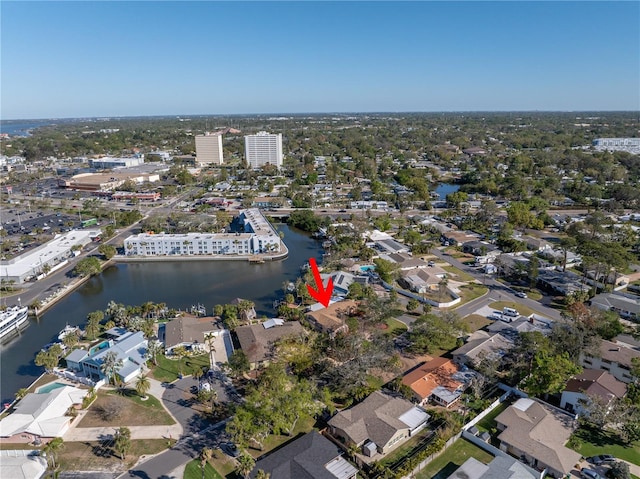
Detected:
[
  {"left": 588, "top": 455, "right": 616, "bottom": 465},
  {"left": 514, "top": 291, "right": 528, "bottom": 298},
  {"left": 220, "top": 442, "right": 240, "bottom": 458},
  {"left": 580, "top": 469, "right": 602, "bottom": 479}
]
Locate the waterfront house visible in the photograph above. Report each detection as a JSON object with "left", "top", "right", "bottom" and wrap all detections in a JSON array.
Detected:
[
  {"left": 249, "top": 430, "right": 358, "bottom": 479},
  {"left": 0, "top": 385, "right": 87, "bottom": 443},
  {"left": 235, "top": 320, "right": 306, "bottom": 369},
  {"left": 327, "top": 390, "right": 430, "bottom": 458},
  {"left": 164, "top": 315, "right": 224, "bottom": 355},
  {"left": 305, "top": 300, "right": 358, "bottom": 338},
  {"left": 494, "top": 398, "right": 581, "bottom": 478},
  {"left": 65, "top": 331, "right": 147, "bottom": 384}
]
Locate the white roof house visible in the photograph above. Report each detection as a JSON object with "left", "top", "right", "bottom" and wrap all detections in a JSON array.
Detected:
[
  {"left": 0, "top": 451, "right": 47, "bottom": 479},
  {"left": 0, "top": 386, "right": 87, "bottom": 441}
]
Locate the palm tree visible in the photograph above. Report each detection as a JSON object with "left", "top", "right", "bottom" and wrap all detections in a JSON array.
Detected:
[
  {"left": 114, "top": 426, "right": 131, "bottom": 460},
  {"left": 15, "top": 388, "right": 28, "bottom": 400},
  {"left": 100, "top": 350, "right": 124, "bottom": 385},
  {"left": 237, "top": 453, "right": 255, "bottom": 479},
  {"left": 255, "top": 470, "right": 271, "bottom": 479},
  {"left": 173, "top": 345, "right": 188, "bottom": 377},
  {"left": 135, "top": 374, "right": 151, "bottom": 399},
  {"left": 43, "top": 437, "right": 64, "bottom": 470},
  {"left": 199, "top": 447, "right": 213, "bottom": 479},
  {"left": 205, "top": 332, "right": 216, "bottom": 367},
  {"left": 146, "top": 339, "right": 163, "bottom": 366}
]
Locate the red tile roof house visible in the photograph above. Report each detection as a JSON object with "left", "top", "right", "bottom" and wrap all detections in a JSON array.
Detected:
[
  {"left": 560, "top": 369, "right": 627, "bottom": 415},
  {"left": 494, "top": 398, "right": 581, "bottom": 478},
  {"left": 401, "top": 357, "right": 466, "bottom": 408}
]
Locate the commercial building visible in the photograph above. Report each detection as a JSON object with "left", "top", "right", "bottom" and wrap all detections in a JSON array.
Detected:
[
  {"left": 244, "top": 131, "right": 283, "bottom": 169},
  {"left": 89, "top": 156, "right": 144, "bottom": 169},
  {"left": 593, "top": 138, "right": 640, "bottom": 147},
  {"left": 195, "top": 132, "right": 225, "bottom": 166},
  {"left": 58, "top": 172, "right": 160, "bottom": 192},
  {"left": 124, "top": 209, "right": 282, "bottom": 257},
  {"left": 0, "top": 230, "right": 98, "bottom": 284}
]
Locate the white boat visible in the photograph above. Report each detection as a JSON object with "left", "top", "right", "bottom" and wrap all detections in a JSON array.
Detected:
[
  {"left": 0, "top": 305, "right": 30, "bottom": 342},
  {"left": 58, "top": 324, "right": 79, "bottom": 341}
]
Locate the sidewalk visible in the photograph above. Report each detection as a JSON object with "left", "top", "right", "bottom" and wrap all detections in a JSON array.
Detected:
[{"left": 64, "top": 377, "right": 184, "bottom": 442}]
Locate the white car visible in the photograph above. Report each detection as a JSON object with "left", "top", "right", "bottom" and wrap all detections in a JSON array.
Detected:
[{"left": 514, "top": 291, "right": 528, "bottom": 298}]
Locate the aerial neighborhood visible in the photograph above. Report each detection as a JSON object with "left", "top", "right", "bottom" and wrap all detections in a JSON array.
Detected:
[{"left": 1, "top": 112, "right": 639, "bottom": 479}]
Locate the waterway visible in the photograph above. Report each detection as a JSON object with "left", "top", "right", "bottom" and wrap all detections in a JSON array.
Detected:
[
  {"left": 0, "top": 225, "right": 322, "bottom": 403},
  {"left": 435, "top": 182, "right": 460, "bottom": 198}
]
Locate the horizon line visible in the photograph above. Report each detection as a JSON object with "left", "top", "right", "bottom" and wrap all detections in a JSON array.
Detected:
[{"left": 3, "top": 109, "right": 640, "bottom": 122}]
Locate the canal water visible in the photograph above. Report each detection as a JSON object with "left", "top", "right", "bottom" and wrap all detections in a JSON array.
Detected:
[
  {"left": 435, "top": 182, "right": 460, "bottom": 198},
  {"left": 0, "top": 225, "right": 322, "bottom": 403}
]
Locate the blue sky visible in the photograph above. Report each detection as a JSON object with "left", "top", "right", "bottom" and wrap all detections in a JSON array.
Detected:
[{"left": 2, "top": 1, "right": 639, "bottom": 119}]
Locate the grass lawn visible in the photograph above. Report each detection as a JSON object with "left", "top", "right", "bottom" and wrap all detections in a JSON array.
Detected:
[
  {"left": 152, "top": 353, "right": 210, "bottom": 383},
  {"left": 58, "top": 438, "right": 173, "bottom": 472},
  {"left": 570, "top": 426, "right": 640, "bottom": 466},
  {"left": 208, "top": 448, "right": 238, "bottom": 478},
  {"left": 456, "top": 284, "right": 489, "bottom": 306},
  {"left": 379, "top": 423, "right": 438, "bottom": 468},
  {"left": 443, "top": 266, "right": 475, "bottom": 283},
  {"left": 462, "top": 314, "right": 492, "bottom": 332},
  {"left": 386, "top": 317, "right": 408, "bottom": 336},
  {"left": 77, "top": 390, "right": 175, "bottom": 427},
  {"left": 248, "top": 416, "right": 317, "bottom": 458},
  {"left": 184, "top": 459, "right": 225, "bottom": 479},
  {"left": 488, "top": 301, "right": 543, "bottom": 318},
  {"left": 475, "top": 401, "right": 510, "bottom": 433},
  {"left": 414, "top": 438, "right": 494, "bottom": 479}
]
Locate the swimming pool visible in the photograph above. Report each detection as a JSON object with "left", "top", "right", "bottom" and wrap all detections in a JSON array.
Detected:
[
  {"left": 36, "top": 382, "right": 68, "bottom": 394},
  {"left": 360, "top": 265, "right": 375, "bottom": 271}
]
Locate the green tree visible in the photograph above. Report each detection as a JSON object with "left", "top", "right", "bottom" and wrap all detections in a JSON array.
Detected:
[
  {"left": 114, "top": 426, "right": 132, "bottom": 460},
  {"left": 237, "top": 453, "right": 255, "bottom": 479},
  {"left": 135, "top": 374, "right": 151, "bottom": 399},
  {"left": 146, "top": 339, "right": 163, "bottom": 366},
  {"left": 98, "top": 244, "right": 117, "bottom": 260},
  {"left": 85, "top": 310, "right": 104, "bottom": 340},
  {"left": 35, "top": 349, "right": 59, "bottom": 372},
  {"left": 199, "top": 447, "right": 213, "bottom": 479},
  {"left": 73, "top": 257, "right": 102, "bottom": 277},
  {"left": 100, "top": 350, "right": 124, "bottom": 385},
  {"left": 227, "top": 350, "right": 250, "bottom": 377},
  {"left": 43, "top": 437, "right": 64, "bottom": 470}
]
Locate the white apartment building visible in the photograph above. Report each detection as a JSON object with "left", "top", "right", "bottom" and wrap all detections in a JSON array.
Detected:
[
  {"left": 195, "top": 132, "right": 224, "bottom": 166},
  {"left": 244, "top": 131, "right": 283, "bottom": 169},
  {"left": 593, "top": 138, "right": 640, "bottom": 147},
  {"left": 124, "top": 209, "right": 281, "bottom": 257},
  {"left": 89, "top": 157, "right": 144, "bottom": 169}
]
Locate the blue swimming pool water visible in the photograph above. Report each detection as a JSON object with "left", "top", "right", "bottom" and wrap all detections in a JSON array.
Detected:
[
  {"left": 37, "top": 382, "right": 67, "bottom": 394},
  {"left": 360, "top": 265, "right": 375, "bottom": 271}
]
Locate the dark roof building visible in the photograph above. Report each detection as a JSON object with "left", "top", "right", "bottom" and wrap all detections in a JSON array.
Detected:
[
  {"left": 235, "top": 320, "right": 305, "bottom": 368},
  {"left": 250, "top": 430, "right": 357, "bottom": 479}
]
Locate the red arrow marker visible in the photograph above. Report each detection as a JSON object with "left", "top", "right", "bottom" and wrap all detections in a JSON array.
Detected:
[{"left": 306, "top": 258, "right": 333, "bottom": 308}]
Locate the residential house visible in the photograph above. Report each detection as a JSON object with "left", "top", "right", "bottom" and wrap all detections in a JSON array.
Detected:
[
  {"left": 399, "top": 268, "right": 445, "bottom": 294},
  {"left": 580, "top": 339, "right": 640, "bottom": 383},
  {"left": 0, "top": 452, "right": 48, "bottom": 479},
  {"left": 447, "top": 456, "right": 539, "bottom": 479},
  {"left": 0, "top": 386, "right": 87, "bottom": 443},
  {"left": 441, "top": 231, "right": 480, "bottom": 247},
  {"left": 374, "top": 238, "right": 409, "bottom": 255},
  {"left": 495, "top": 398, "right": 581, "bottom": 478},
  {"left": 326, "top": 271, "right": 369, "bottom": 296},
  {"left": 328, "top": 390, "right": 430, "bottom": 457},
  {"left": 401, "top": 358, "right": 468, "bottom": 408},
  {"left": 560, "top": 369, "right": 627, "bottom": 414},
  {"left": 462, "top": 241, "right": 500, "bottom": 258},
  {"left": 379, "top": 252, "right": 430, "bottom": 271},
  {"left": 230, "top": 298, "right": 257, "bottom": 323},
  {"left": 452, "top": 331, "right": 514, "bottom": 367},
  {"left": 590, "top": 293, "right": 640, "bottom": 320},
  {"left": 249, "top": 430, "right": 358, "bottom": 479},
  {"left": 235, "top": 320, "right": 306, "bottom": 369},
  {"left": 305, "top": 300, "right": 358, "bottom": 338},
  {"left": 64, "top": 331, "right": 147, "bottom": 384},
  {"left": 164, "top": 315, "right": 224, "bottom": 354},
  {"left": 535, "top": 269, "right": 585, "bottom": 296}
]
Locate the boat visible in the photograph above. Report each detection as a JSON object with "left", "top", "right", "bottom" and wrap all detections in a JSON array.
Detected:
[
  {"left": 58, "top": 324, "right": 80, "bottom": 341},
  {"left": 0, "top": 305, "right": 30, "bottom": 342},
  {"left": 190, "top": 304, "right": 207, "bottom": 317}
]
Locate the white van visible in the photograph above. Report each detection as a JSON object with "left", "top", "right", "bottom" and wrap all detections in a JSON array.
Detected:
[{"left": 503, "top": 307, "right": 519, "bottom": 317}]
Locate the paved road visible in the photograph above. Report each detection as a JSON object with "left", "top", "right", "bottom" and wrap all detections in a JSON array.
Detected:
[
  {"left": 120, "top": 376, "right": 233, "bottom": 479},
  {"left": 429, "top": 248, "right": 564, "bottom": 321}
]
